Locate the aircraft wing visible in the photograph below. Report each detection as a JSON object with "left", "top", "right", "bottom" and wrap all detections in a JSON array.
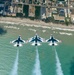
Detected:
[
  {"left": 29, "top": 37, "right": 35, "bottom": 42},
  {"left": 53, "top": 39, "right": 58, "bottom": 42},
  {"left": 46, "top": 38, "right": 58, "bottom": 42},
  {"left": 11, "top": 40, "right": 18, "bottom": 43},
  {"left": 46, "top": 38, "right": 52, "bottom": 42},
  {"left": 47, "top": 39, "right": 51, "bottom": 42},
  {"left": 37, "top": 37, "right": 43, "bottom": 42},
  {"left": 53, "top": 38, "right": 60, "bottom": 42},
  {"left": 19, "top": 39, "right": 25, "bottom": 43}
]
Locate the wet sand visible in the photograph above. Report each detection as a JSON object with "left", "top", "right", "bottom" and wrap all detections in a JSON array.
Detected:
[{"left": 0, "top": 17, "right": 74, "bottom": 30}]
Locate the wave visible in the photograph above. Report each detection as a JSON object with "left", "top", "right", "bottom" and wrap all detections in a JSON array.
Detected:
[
  {"left": 4, "top": 26, "right": 19, "bottom": 30},
  {"left": 28, "top": 28, "right": 36, "bottom": 32},
  {"left": 0, "top": 20, "right": 74, "bottom": 32},
  {"left": 59, "top": 32, "right": 72, "bottom": 36}
]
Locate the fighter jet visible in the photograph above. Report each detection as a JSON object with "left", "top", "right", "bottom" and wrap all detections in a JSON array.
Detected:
[
  {"left": 29, "top": 34, "right": 44, "bottom": 46},
  {"left": 46, "top": 35, "right": 61, "bottom": 46},
  {"left": 10, "top": 35, "right": 25, "bottom": 47}
]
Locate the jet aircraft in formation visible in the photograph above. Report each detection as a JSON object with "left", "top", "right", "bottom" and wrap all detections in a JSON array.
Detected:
[
  {"left": 10, "top": 34, "right": 61, "bottom": 47},
  {"left": 46, "top": 35, "right": 61, "bottom": 46},
  {"left": 29, "top": 34, "right": 44, "bottom": 46},
  {"left": 10, "top": 35, "right": 25, "bottom": 47}
]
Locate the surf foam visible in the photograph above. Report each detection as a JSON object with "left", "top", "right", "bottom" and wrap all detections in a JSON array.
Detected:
[
  {"left": 0, "top": 20, "right": 74, "bottom": 32},
  {"left": 4, "top": 26, "right": 19, "bottom": 30},
  {"left": 29, "top": 28, "right": 36, "bottom": 32},
  {"left": 59, "top": 32, "right": 72, "bottom": 36}
]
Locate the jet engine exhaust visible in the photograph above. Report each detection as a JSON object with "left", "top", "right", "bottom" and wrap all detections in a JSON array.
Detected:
[
  {"left": 10, "top": 49, "right": 19, "bottom": 75},
  {"left": 31, "top": 42, "right": 41, "bottom": 46},
  {"left": 32, "top": 46, "right": 42, "bottom": 75},
  {"left": 14, "top": 43, "right": 22, "bottom": 47},
  {"left": 53, "top": 47, "right": 64, "bottom": 75}
]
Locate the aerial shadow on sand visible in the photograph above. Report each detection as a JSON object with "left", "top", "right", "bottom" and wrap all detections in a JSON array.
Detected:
[
  {"left": 70, "top": 57, "right": 74, "bottom": 75},
  {"left": 0, "top": 27, "right": 7, "bottom": 35}
]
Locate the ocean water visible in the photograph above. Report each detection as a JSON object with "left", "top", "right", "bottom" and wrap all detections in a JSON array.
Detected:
[{"left": 0, "top": 22, "right": 74, "bottom": 75}]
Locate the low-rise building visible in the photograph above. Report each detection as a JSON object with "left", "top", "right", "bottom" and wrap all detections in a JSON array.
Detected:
[
  {"left": 0, "top": 0, "right": 73, "bottom": 24},
  {"left": 53, "top": 14, "right": 65, "bottom": 23}
]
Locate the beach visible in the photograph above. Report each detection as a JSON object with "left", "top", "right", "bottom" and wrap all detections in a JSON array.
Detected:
[{"left": 0, "top": 17, "right": 74, "bottom": 30}]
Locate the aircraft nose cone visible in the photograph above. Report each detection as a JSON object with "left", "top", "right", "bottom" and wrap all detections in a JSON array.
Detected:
[{"left": 19, "top": 34, "right": 21, "bottom": 36}]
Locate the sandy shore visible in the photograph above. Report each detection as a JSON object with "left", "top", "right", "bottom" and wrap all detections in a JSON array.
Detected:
[{"left": 0, "top": 17, "right": 74, "bottom": 30}]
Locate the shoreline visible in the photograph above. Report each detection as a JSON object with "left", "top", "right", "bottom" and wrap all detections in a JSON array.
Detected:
[{"left": 0, "top": 17, "right": 74, "bottom": 30}]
